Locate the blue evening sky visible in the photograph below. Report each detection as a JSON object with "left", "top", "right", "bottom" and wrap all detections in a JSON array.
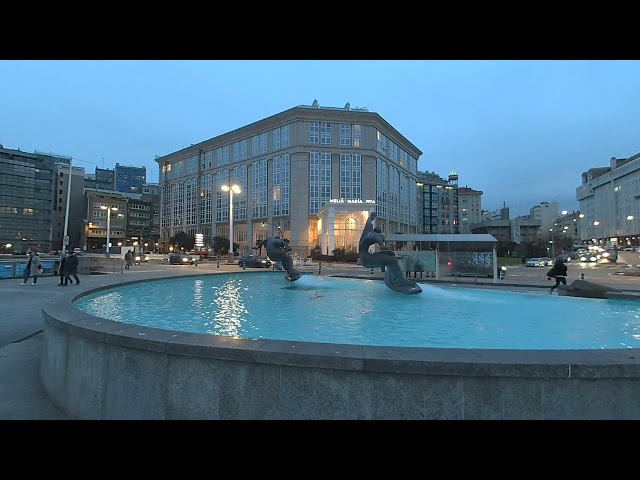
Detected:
[{"left": 1, "top": 60, "right": 639, "bottom": 216}]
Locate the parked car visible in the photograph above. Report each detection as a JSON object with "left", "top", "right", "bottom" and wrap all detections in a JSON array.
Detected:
[
  {"left": 525, "top": 257, "right": 545, "bottom": 267},
  {"left": 169, "top": 253, "right": 195, "bottom": 265},
  {"left": 540, "top": 257, "right": 554, "bottom": 266},
  {"left": 238, "top": 255, "right": 272, "bottom": 268},
  {"left": 555, "top": 254, "right": 570, "bottom": 263}
]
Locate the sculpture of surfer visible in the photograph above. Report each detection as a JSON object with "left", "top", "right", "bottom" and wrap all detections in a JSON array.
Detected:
[
  {"left": 358, "top": 212, "right": 422, "bottom": 295},
  {"left": 255, "top": 237, "right": 301, "bottom": 281}
]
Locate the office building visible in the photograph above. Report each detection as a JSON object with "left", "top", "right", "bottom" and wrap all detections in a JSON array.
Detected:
[
  {"left": 155, "top": 101, "right": 422, "bottom": 255},
  {"left": 115, "top": 163, "right": 146, "bottom": 193},
  {"left": 0, "top": 147, "right": 55, "bottom": 253}
]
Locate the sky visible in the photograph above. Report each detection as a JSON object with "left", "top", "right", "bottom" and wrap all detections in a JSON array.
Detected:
[{"left": 1, "top": 60, "right": 639, "bottom": 217}]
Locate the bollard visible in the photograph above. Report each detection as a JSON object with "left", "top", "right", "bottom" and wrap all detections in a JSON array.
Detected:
[
  {"left": 243, "top": 263, "right": 246, "bottom": 270},
  {"left": 318, "top": 261, "right": 322, "bottom": 275},
  {"left": 217, "top": 259, "right": 220, "bottom": 268},
  {"left": 580, "top": 273, "right": 584, "bottom": 280},
  {"left": 371, "top": 267, "right": 373, "bottom": 274}
]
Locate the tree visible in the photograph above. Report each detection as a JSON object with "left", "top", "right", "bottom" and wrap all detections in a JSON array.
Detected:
[
  {"left": 170, "top": 231, "right": 195, "bottom": 251},
  {"left": 211, "top": 236, "right": 239, "bottom": 256}
]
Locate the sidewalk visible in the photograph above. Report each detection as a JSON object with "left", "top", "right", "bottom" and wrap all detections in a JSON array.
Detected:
[{"left": 1, "top": 261, "right": 638, "bottom": 419}]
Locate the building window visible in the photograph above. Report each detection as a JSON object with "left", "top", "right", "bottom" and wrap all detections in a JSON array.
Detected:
[
  {"left": 352, "top": 124, "right": 362, "bottom": 147},
  {"left": 240, "top": 139, "right": 248, "bottom": 160},
  {"left": 273, "top": 128, "right": 280, "bottom": 150},
  {"left": 259, "top": 133, "right": 267, "bottom": 154},
  {"left": 310, "top": 122, "right": 319, "bottom": 145},
  {"left": 321, "top": 122, "right": 331, "bottom": 145},
  {"left": 233, "top": 142, "right": 240, "bottom": 162},
  {"left": 281, "top": 125, "right": 290, "bottom": 148},
  {"left": 340, "top": 124, "right": 351, "bottom": 146},
  {"left": 251, "top": 135, "right": 260, "bottom": 157}
]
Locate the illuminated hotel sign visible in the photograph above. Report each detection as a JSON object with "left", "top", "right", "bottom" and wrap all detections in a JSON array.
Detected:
[{"left": 329, "top": 199, "right": 376, "bottom": 204}]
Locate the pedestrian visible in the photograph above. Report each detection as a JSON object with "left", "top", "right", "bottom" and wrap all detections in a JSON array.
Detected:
[
  {"left": 21, "top": 250, "right": 43, "bottom": 285},
  {"left": 521, "top": 255, "right": 526, "bottom": 266},
  {"left": 58, "top": 252, "right": 68, "bottom": 286},
  {"left": 547, "top": 258, "right": 568, "bottom": 294},
  {"left": 64, "top": 251, "right": 80, "bottom": 285},
  {"left": 124, "top": 250, "right": 133, "bottom": 270}
]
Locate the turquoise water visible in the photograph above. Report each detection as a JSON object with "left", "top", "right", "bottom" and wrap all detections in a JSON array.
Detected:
[{"left": 73, "top": 273, "right": 640, "bottom": 350}]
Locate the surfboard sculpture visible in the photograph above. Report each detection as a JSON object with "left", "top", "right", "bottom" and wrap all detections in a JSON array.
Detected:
[{"left": 358, "top": 212, "right": 422, "bottom": 295}]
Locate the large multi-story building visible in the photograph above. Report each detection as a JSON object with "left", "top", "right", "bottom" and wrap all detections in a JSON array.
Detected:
[
  {"left": 416, "top": 170, "right": 459, "bottom": 234},
  {"left": 0, "top": 147, "right": 55, "bottom": 254},
  {"left": 84, "top": 167, "right": 115, "bottom": 190},
  {"left": 52, "top": 161, "right": 85, "bottom": 252},
  {"left": 155, "top": 101, "right": 422, "bottom": 255},
  {"left": 458, "top": 186, "right": 483, "bottom": 233},
  {"left": 550, "top": 211, "right": 582, "bottom": 249},
  {"left": 142, "top": 183, "right": 161, "bottom": 250},
  {"left": 530, "top": 201, "right": 560, "bottom": 241},
  {"left": 577, "top": 153, "right": 640, "bottom": 246},
  {"left": 83, "top": 189, "right": 127, "bottom": 252},
  {"left": 470, "top": 207, "right": 541, "bottom": 245},
  {"left": 115, "top": 163, "right": 146, "bottom": 194}
]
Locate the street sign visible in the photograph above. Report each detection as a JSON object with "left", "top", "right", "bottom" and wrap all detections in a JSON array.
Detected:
[{"left": 63, "top": 236, "right": 70, "bottom": 246}]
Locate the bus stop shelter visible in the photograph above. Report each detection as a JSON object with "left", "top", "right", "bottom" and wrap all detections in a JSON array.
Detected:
[{"left": 383, "top": 233, "right": 499, "bottom": 282}]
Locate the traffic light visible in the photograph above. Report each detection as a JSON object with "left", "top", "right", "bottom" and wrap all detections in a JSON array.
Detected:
[{"left": 261, "top": 222, "right": 266, "bottom": 227}]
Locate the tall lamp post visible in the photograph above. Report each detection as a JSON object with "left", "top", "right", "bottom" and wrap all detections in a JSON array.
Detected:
[
  {"left": 100, "top": 205, "right": 118, "bottom": 258},
  {"left": 221, "top": 184, "right": 241, "bottom": 264},
  {"left": 62, "top": 160, "right": 73, "bottom": 253}
]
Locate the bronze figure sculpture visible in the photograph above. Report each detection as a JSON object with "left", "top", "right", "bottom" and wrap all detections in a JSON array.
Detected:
[
  {"left": 255, "top": 237, "right": 301, "bottom": 282},
  {"left": 358, "top": 212, "right": 422, "bottom": 295}
]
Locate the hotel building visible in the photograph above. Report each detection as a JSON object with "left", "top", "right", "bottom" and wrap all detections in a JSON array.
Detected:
[{"left": 155, "top": 102, "right": 422, "bottom": 255}]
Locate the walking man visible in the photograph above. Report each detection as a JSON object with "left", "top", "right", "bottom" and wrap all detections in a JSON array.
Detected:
[{"left": 64, "top": 251, "right": 80, "bottom": 285}]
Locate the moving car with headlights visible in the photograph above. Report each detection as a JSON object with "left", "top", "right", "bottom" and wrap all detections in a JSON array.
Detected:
[
  {"left": 238, "top": 255, "right": 272, "bottom": 268},
  {"left": 169, "top": 253, "right": 195, "bottom": 265},
  {"left": 134, "top": 253, "right": 148, "bottom": 264},
  {"left": 525, "top": 257, "right": 545, "bottom": 267}
]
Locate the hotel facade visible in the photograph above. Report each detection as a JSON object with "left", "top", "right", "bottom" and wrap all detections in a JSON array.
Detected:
[{"left": 155, "top": 102, "right": 422, "bottom": 255}]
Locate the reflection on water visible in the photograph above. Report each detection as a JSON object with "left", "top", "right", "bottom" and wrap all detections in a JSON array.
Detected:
[{"left": 211, "top": 278, "right": 248, "bottom": 337}]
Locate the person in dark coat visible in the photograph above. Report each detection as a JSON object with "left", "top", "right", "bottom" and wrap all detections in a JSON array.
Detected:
[
  {"left": 58, "top": 253, "right": 68, "bottom": 286},
  {"left": 64, "top": 252, "right": 80, "bottom": 285},
  {"left": 547, "top": 258, "right": 568, "bottom": 294}
]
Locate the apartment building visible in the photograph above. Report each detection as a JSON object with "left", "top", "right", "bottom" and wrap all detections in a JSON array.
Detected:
[
  {"left": 458, "top": 186, "right": 483, "bottom": 233},
  {"left": 416, "top": 170, "right": 459, "bottom": 234},
  {"left": 155, "top": 101, "right": 422, "bottom": 255}
]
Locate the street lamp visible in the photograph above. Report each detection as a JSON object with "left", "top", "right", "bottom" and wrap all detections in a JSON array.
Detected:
[
  {"left": 100, "top": 206, "right": 119, "bottom": 257},
  {"left": 221, "top": 184, "right": 241, "bottom": 264}
]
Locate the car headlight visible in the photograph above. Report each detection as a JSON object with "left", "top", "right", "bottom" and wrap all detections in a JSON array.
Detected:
[
  {"left": 135, "top": 256, "right": 141, "bottom": 261},
  {"left": 580, "top": 257, "right": 586, "bottom": 262},
  {"left": 261, "top": 260, "right": 266, "bottom": 263},
  {"left": 501, "top": 266, "right": 506, "bottom": 271},
  {"left": 182, "top": 257, "right": 188, "bottom": 262}
]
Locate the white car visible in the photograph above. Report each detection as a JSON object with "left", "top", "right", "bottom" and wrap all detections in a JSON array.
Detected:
[{"left": 526, "top": 258, "right": 545, "bottom": 267}]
